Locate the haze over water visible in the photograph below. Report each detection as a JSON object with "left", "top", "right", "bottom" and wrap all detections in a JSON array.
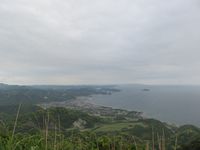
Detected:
[{"left": 92, "top": 85, "right": 200, "bottom": 126}]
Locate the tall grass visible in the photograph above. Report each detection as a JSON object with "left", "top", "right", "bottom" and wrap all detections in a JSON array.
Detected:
[
  {"left": 11, "top": 103, "right": 21, "bottom": 141},
  {"left": 0, "top": 105, "right": 183, "bottom": 150}
]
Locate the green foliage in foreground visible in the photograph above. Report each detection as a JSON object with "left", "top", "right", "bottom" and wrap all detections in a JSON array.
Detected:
[
  {"left": 0, "top": 131, "right": 146, "bottom": 150},
  {"left": 178, "top": 136, "right": 200, "bottom": 150},
  {"left": 0, "top": 105, "right": 200, "bottom": 150}
]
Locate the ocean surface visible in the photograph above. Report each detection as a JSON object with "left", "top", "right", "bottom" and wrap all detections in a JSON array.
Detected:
[{"left": 91, "top": 85, "right": 200, "bottom": 126}]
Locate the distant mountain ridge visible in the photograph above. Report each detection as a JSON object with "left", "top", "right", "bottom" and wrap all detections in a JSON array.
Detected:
[{"left": 0, "top": 83, "right": 120, "bottom": 105}]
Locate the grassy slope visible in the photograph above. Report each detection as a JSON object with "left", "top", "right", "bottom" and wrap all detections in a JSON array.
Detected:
[
  {"left": 0, "top": 105, "right": 200, "bottom": 149},
  {"left": 94, "top": 122, "right": 146, "bottom": 132}
]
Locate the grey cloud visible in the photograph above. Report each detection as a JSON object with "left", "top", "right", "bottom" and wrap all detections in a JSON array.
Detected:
[{"left": 0, "top": 0, "right": 200, "bottom": 85}]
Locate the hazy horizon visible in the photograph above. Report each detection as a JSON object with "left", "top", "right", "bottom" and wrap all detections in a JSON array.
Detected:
[{"left": 3, "top": 82, "right": 200, "bottom": 86}]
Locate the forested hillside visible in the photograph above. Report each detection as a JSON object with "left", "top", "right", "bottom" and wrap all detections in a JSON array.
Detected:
[
  {"left": 0, "top": 84, "right": 119, "bottom": 105},
  {"left": 0, "top": 84, "right": 199, "bottom": 149},
  {"left": 0, "top": 105, "right": 200, "bottom": 150}
]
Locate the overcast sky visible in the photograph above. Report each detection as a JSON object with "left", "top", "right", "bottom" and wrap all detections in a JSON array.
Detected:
[{"left": 0, "top": 0, "right": 200, "bottom": 85}]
